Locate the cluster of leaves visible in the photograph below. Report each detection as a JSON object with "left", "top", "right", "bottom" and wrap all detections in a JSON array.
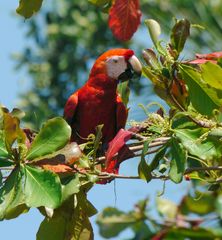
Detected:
[
  {"left": 16, "top": 0, "right": 141, "bottom": 42},
  {"left": 97, "top": 192, "right": 222, "bottom": 239},
  {"left": 0, "top": 107, "right": 100, "bottom": 239},
  {"left": 130, "top": 18, "right": 222, "bottom": 187}
]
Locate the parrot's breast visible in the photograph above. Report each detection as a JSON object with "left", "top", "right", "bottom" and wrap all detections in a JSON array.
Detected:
[{"left": 72, "top": 85, "right": 118, "bottom": 144}]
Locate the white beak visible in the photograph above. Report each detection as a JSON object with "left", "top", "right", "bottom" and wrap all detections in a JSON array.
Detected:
[{"left": 128, "top": 55, "right": 142, "bottom": 74}]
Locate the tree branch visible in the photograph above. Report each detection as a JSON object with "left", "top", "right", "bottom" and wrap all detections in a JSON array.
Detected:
[{"left": 95, "top": 136, "right": 170, "bottom": 164}]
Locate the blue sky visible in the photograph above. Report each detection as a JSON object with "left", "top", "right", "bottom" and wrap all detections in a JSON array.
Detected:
[{"left": 0, "top": 2, "right": 189, "bottom": 239}]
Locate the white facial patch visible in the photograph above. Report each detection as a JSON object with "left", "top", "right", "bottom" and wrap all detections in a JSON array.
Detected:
[{"left": 106, "top": 56, "right": 127, "bottom": 79}]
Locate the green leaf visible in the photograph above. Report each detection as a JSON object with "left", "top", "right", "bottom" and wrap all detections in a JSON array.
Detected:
[
  {"left": 179, "top": 64, "right": 222, "bottom": 115},
  {"left": 142, "top": 49, "right": 161, "bottom": 70},
  {"left": 174, "top": 128, "right": 222, "bottom": 161},
  {"left": 61, "top": 175, "right": 80, "bottom": 203},
  {"left": 77, "top": 191, "right": 98, "bottom": 217},
  {"left": 0, "top": 166, "right": 28, "bottom": 220},
  {"left": 208, "top": 128, "right": 222, "bottom": 138},
  {"left": 0, "top": 131, "right": 8, "bottom": 158},
  {"left": 24, "top": 165, "right": 62, "bottom": 208},
  {"left": 37, "top": 194, "right": 94, "bottom": 240},
  {"left": 150, "top": 145, "right": 168, "bottom": 171},
  {"left": 201, "top": 62, "right": 222, "bottom": 90},
  {"left": 16, "top": 0, "right": 43, "bottom": 19},
  {"left": 138, "top": 141, "right": 152, "bottom": 182},
  {"left": 156, "top": 197, "right": 177, "bottom": 220},
  {"left": 37, "top": 211, "right": 68, "bottom": 240},
  {"left": 97, "top": 207, "right": 137, "bottom": 238},
  {"left": 216, "top": 194, "right": 222, "bottom": 218},
  {"left": 10, "top": 108, "right": 25, "bottom": 120},
  {"left": 131, "top": 221, "right": 153, "bottom": 240},
  {"left": 169, "top": 138, "right": 186, "bottom": 183},
  {"left": 88, "top": 0, "right": 111, "bottom": 7},
  {"left": 145, "top": 19, "right": 161, "bottom": 46},
  {"left": 165, "top": 227, "right": 222, "bottom": 239},
  {"left": 117, "top": 81, "right": 130, "bottom": 107},
  {"left": 92, "top": 124, "right": 103, "bottom": 160},
  {"left": 170, "top": 19, "right": 190, "bottom": 56},
  {"left": 179, "top": 192, "right": 215, "bottom": 216},
  {"left": 0, "top": 158, "right": 14, "bottom": 167},
  {"left": 26, "top": 117, "right": 71, "bottom": 161}
]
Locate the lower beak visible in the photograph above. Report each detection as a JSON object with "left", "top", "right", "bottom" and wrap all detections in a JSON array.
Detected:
[{"left": 118, "top": 55, "right": 142, "bottom": 82}]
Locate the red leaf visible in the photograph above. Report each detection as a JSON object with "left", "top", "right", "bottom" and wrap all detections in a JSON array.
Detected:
[
  {"left": 188, "top": 59, "right": 217, "bottom": 64},
  {"left": 105, "top": 128, "right": 132, "bottom": 170},
  {"left": 108, "top": 0, "right": 141, "bottom": 41},
  {"left": 196, "top": 51, "right": 222, "bottom": 60}
]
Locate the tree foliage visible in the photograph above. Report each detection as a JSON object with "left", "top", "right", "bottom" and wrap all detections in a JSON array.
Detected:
[{"left": 2, "top": 1, "right": 222, "bottom": 239}]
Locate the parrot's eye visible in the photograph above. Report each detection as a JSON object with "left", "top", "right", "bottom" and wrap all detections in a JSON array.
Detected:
[{"left": 113, "top": 59, "right": 118, "bottom": 63}]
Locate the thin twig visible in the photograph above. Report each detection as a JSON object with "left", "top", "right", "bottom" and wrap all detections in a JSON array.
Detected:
[
  {"left": 98, "top": 172, "right": 168, "bottom": 180},
  {"left": 97, "top": 165, "right": 222, "bottom": 182},
  {"left": 185, "top": 166, "right": 222, "bottom": 174}
]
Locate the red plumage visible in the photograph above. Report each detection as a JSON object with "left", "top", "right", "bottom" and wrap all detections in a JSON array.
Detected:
[
  {"left": 64, "top": 49, "right": 141, "bottom": 178},
  {"left": 64, "top": 49, "right": 134, "bottom": 144}
]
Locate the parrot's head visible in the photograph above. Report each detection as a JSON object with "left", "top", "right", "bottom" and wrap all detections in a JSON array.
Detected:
[{"left": 90, "top": 49, "right": 142, "bottom": 85}]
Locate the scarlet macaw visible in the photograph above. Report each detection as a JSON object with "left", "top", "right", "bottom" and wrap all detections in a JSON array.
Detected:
[{"left": 64, "top": 49, "right": 142, "bottom": 147}]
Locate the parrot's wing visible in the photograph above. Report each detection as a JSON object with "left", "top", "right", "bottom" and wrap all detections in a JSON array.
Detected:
[
  {"left": 63, "top": 92, "right": 78, "bottom": 125},
  {"left": 116, "top": 95, "right": 128, "bottom": 131}
]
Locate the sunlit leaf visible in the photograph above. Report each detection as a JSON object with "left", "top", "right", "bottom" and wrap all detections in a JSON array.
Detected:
[
  {"left": 145, "top": 19, "right": 161, "bottom": 46},
  {"left": 16, "top": 0, "right": 43, "bottom": 19},
  {"left": 180, "top": 64, "right": 222, "bottom": 115},
  {"left": 23, "top": 165, "right": 62, "bottom": 208},
  {"left": 174, "top": 127, "right": 222, "bottom": 161},
  {"left": 201, "top": 62, "right": 222, "bottom": 90},
  {"left": 26, "top": 117, "right": 71, "bottom": 161},
  {"left": 108, "top": 0, "right": 141, "bottom": 41}
]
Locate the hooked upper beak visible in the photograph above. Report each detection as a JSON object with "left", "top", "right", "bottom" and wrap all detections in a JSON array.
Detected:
[
  {"left": 118, "top": 55, "right": 142, "bottom": 82},
  {"left": 128, "top": 55, "right": 142, "bottom": 75}
]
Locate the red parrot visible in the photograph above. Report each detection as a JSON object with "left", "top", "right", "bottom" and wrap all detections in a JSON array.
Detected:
[{"left": 64, "top": 49, "right": 141, "bottom": 174}]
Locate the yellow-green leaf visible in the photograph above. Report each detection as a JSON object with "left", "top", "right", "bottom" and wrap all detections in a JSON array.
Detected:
[{"left": 16, "top": 0, "right": 43, "bottom": 19}]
